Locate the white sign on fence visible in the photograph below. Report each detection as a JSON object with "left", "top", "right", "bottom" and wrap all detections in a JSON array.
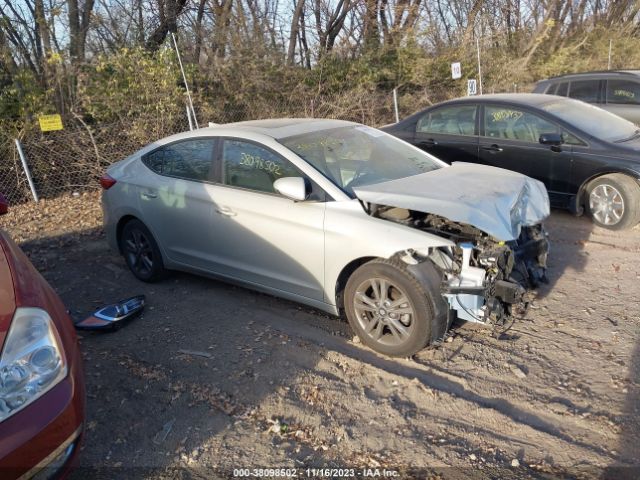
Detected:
[
  {"left": 451, "top": 62, "right": 462, "bottom": 79},
  {"left": 467, "top": 79, "right": 477, "bottom": 96}
]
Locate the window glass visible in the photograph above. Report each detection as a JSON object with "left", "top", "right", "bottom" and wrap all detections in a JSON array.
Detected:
[
  {"left": 607, "top": 80, "right": 640, "bottom": 105},
  {"left": 556, "top": 82, "right": 568, "bottom": 96},
  {"left": 281, "top": 126, "right": 443, "bottom": 197},
  {"left": 222, "top": 140, "right": 299, "bottom": 194},
  {"left": 568, "top": 80, "right": 600, "bottom": 102},
  {"left": 417, "top": 105, "right": 477, "bottom": 136},
  {"left": 541, "top": 99, "right": 638, "bottom": 142},
  {"left": 144, "top": 149, "right": 164, "bottom": 174},
  {"left": 143, "top": 139, "right": 215, "bottom": 182},
  {"left": 561, "top": 131, "right": 585, "bottom": 146},
  {"left": 484, "top": 106, "right": 558, "bottom": 143}
]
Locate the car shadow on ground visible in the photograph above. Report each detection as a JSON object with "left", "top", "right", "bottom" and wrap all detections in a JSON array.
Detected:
[
  {"left": 20, "top": 226, "right": 340, "bottom": 478},
  {"left": 608, "top": 340, "right": 640, "bottom": 479},
  {"left": 533, "top": 209, "right": 593, "bottom": 300}
]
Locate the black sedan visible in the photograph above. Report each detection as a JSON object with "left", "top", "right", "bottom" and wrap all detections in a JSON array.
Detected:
[{"left": 383, "top": 93, "right": 640, "bottom": 229}]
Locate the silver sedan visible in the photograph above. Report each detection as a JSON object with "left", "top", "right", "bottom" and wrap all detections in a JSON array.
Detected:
[{"left": 101, "top": 119, "right": 550, "bottom": 357}]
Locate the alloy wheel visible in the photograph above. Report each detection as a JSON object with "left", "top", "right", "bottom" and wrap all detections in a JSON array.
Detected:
[
  {"left": 123, "top": 228, "right": 154, "bottom": 276},
  {"left": 353, "top": 277, "right": 416, "bottom": 346},
  {"left": 589, "top": 184, "right": 625, "bottom": 226}
]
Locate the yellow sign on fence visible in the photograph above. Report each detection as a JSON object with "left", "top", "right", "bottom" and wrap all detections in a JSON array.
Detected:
[{"left": 38, "top": 114, "right": 64, "bottom": 132}]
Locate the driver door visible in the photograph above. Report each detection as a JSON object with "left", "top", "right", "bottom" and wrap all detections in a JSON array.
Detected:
[
  {"left": 478, "top": 104, "right": 573, "bottom": 206},
  {"left": 205, "top": 138, "right": 327, "bottom": 302}
]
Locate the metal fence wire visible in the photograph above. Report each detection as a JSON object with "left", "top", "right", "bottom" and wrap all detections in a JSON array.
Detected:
[{"left": 0, "top": 91, "right": 425, "bottom": 205}]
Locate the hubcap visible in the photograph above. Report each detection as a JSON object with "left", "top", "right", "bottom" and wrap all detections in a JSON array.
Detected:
[
  {"left": 353, "top": 277, "right": 415, "bottom": 347},
  {"left": 589, "top": 184, "right": 624, "bottom": 226},
  {"left": 124, "top": 229, "right": 153, "bottom": 276}
]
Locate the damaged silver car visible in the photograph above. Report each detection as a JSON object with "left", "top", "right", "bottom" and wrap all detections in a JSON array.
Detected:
[{"left": 101, "top": 119, "right": 549, "bottom": 357}]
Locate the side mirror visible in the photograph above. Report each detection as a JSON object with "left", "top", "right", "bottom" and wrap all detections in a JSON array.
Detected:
[
  {"left": 539, "top": 132, "right": 564, "bottom": 146},
  {"left": 273, "top": 177, "right": 308, "bottom": 201},
  {"left": 0, "top": 193, "right": 8, "bottom": 215}
]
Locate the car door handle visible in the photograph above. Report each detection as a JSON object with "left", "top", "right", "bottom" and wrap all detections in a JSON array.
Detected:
[
  {"left": 141, "top": 191, "right": 157, "bottom": 199},
  {"left": 216, "top": 207, "right": 237, "bottom": 217},
  {"left": 481, "top": 144, "right": 503, "bottom": 153},
  {"left": 418, "top": 139, "right": 438, "bottom": 147}
]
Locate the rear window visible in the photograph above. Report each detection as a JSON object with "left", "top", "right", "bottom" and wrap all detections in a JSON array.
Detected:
[
  {"left": 607, "top": 80, "right": 640, "bottom": 105},
  {"left": 143, "top": 139, "right": 216, "bottom": 182},
  {"left": 568, "top": 80, "right": 600, "bottom": 103},
  {"left": 555, "top": 82, "right": 568, "bottom": 96}
]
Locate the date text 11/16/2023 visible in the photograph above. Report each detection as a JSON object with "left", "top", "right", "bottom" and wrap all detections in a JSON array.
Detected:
[{"left": 233, "top": 468, "right": 400, "bottom": 478}]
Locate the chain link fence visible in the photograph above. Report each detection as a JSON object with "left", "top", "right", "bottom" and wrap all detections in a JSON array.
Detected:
[{"left": 0, "top": 90, "right": 425, "bottom": 206}]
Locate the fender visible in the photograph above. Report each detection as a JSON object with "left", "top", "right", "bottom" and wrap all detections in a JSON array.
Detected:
[
  {"left": 323, "top": 200, "right": 454, "bottom": 306},
  {"left": 572, "top": 167, "right": 640, "bottom": 214}
]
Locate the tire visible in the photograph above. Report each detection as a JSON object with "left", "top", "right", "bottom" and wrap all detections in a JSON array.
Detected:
[
  {"left": 119, "top": 219, "right": 167, "bottom": 282},
  {"left": 586, "top": 174, "right": 640, "bottom": 230},
  {"left": 344, "top": 258, "right": 447, "bottom": 357}
]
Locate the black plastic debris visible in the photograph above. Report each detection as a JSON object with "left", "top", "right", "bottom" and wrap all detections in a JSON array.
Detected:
[{"left": 75, "top": 295, "right": 145, "bottom": 331}]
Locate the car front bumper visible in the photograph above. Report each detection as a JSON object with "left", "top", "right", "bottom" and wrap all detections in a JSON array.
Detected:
[{"left": 0, "top": 347, "right": 85, "bottom": 480}]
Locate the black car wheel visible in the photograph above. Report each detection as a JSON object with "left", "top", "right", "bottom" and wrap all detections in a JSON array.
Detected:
[
  {"left": 587, "top": 174, "right": 640, "bottom": 230},
  {"left": 344, "top": 258, "right": 447, "bottom": 357},
  {"left": 119, "top": 219, "right": 167, "bottom": 282}
]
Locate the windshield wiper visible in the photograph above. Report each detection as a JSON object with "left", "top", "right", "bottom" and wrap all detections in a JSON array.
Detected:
[{"left": 614, "top": 129, "right": 640, "bottom": 143}]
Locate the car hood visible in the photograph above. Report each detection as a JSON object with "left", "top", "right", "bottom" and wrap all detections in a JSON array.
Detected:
[{"left": 353, "top": 162, "right": 550, "bottom": 241}]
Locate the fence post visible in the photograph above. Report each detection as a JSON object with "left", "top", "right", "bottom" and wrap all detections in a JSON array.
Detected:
[
  {"left": 393, "top": 88, "right": 400, "bottom": 123},
  {"left": 186, "top": 104, "right": 194, "bottom": 131},
  {"left": 15, "top": 139, "right": 39, "bottom": 203}
]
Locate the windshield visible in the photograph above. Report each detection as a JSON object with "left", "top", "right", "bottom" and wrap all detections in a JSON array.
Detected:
[
  {"left": 279, "top": 125, "right": 444, "bottom": 196},
  {"left": 541, "top": 99, "right": 639, "bottom": 142}
]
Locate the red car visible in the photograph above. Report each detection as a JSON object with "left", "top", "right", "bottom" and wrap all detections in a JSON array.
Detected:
[{"left": 0, "top": 193, "right": 85, "bottom": 479}]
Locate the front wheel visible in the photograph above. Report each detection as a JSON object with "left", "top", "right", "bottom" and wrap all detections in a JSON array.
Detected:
[
  {"left": 587, "top": 174, "right": 640, "bottom": 230},
  {"left": 119, "top": 219, "right": 167, "bottom": 282},
  {"left": 344, "top": 258, "right": 446, "bottom": 357}
]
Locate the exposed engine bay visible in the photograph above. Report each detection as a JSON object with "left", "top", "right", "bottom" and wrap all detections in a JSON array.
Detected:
[{"left": 372, "top": 205, "right": 549, "bottom": 327}]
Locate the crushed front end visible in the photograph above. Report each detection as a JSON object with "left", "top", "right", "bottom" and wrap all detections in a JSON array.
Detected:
[{"left": 376, "top": 208, "right": 549, "bottom": 328}]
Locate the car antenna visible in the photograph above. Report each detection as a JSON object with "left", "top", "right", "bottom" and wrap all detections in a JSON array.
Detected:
[{"left": 171, "top": 32, "right": 199, "bottom": 129}]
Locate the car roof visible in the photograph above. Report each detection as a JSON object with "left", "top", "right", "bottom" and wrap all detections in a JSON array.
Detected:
[
  {"left": 544, "top": 70, "right": 640, "bottom": 80},
  {"left": 437, "top": 93, "right": 567, "bottom": 107},
  {"left": 202, "top": 118, "right": 358, "bottom": 139}
]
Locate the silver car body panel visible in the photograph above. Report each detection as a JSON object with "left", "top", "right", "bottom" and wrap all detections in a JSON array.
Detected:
[
  {"left": 102, "top": 121, "right": 457, "bottom": 315},
  {"left": 353, "top": 162, "right": 550, "bottom": 241}
]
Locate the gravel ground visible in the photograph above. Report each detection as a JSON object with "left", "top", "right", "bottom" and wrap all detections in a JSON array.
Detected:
[{"left": 1, "top": 191, "right": 639, "bottom": 479}]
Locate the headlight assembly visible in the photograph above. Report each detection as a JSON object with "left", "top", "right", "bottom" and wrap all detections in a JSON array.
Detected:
[{"left": 0, "top": 308, "right": 67, "bottom": 423}]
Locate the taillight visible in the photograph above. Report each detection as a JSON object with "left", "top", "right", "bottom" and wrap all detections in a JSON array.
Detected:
[{"left": 100, "top": 174, "right": 117, "bottom": 190}]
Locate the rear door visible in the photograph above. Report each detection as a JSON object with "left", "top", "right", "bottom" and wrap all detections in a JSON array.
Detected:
[
  {"left": 412, "top": 104, "right": 479, "bottom": 164},
  {"left": 478, "top": 104, "right": 574, "bottom": 206},
  {"left": 137, "top": 138, "right": 220, "bottom": 266}
]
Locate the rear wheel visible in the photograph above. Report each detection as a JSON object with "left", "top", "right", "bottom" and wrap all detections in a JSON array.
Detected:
[
  {"left": 587, "top": 174, "right": 640, "bottom": 230},
  {"left": 119, "top": 219, "right": 167, "bottom": 282},
  {"left": 344, "top": 258, "right": 446, "bottom": 357}
]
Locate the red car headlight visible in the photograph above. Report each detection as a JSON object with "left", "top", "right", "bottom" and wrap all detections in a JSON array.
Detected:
[{"left": 0, "top": 308, "right": 68, "bottom": 423}]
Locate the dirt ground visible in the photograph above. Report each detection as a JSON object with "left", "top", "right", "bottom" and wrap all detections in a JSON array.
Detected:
[{"left": 1, "top": 191, "right": 639, "bottom": 479}]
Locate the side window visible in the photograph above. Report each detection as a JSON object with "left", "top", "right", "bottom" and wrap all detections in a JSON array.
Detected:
[
  {"left": 222, "top": 140, "right": 299, "bottom": 194},
  {"left": 568, "top": 80, "right": 600, "bottom": 102},
  {"left": 483, "top": 106, "right": 558, "bottom": 143},
  {"left": 556, "top": 82, "right": 569, "bottom": 96},
  {"left": 143, "top": 139, "right": 216, "bottom": 182},
  {"left": 562, "top": 131, "right": 586, "bottom": 146},
  {"left": 417, "top": 105, "right": 477, "bottom": 136},
  {"left": 607, "top": 80, "right": 640, "bottom": 105}
]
